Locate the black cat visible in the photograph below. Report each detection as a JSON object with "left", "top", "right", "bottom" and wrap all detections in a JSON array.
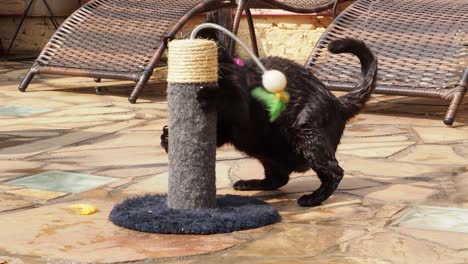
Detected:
[{"left": 161, "top": 37, "right": 377, "bottom": 207}]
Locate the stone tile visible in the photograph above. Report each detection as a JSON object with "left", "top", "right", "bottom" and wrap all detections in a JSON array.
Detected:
[
  {"left": 105, "top": 177, "right": 133, "bottom": 190},
  {"left": 48, "top": 130, "right": 163, "bottom": 152},
  {"left": 46, "top": 94, "right": 112, "bottom": 105},
  {"left": 0, "top": 256, "right": 38, "bottom": 264},
  {"left": 263, "top": 193, "right": 362, "bottom": 219},
  {"left": 351, "top": 113, "right": 458, "bottom": 127},
  {"left": 6, "top": 171, "right": 118, "bottom": 193},
  {"left": 5, "top": 98, "right": 72, "bottom": 108},
  {"left": 285, "top": 203, "right": 374, "bottom": 224},
  {"left": 34, "top": 146, "right": 167, "bottom": 171},
  {"left": 232, "top": 223, "right": 366, "bottom": 258},
  {"left": 7, "top": 188, "right": 68, "bottom": 201},
  {"left": 392, "top": 206, "right": 468, "bottom": 233},
  {"left": 45, "top": 107, "right": 133, "bottom": 117},
  {"left": 0, "top": 120, "right": 145, "bottom": 159},
  {"left": 393, "top": 145, "right": 468, "bottom": 165},
  {"left": 278, "top": 176, "right": 320, "bottom": 194},
  {"left": 341, "top": 135, "right": 410, "bottom": 143},
  {"left": 413, "top": 126, "right": 468, "bottom": 143},
  {"left": 174, "top": 256, "right": 392, "bottom": 264},
  {"left": 0, "top": 194, "right": 34, "bottom": 212},
  {"left": 0, "top": 105, "right": 50, "bottom": 116},
  {"left": 122, "top": 163, "right": 231, "bottom": 196},
  {"left": 0, "top": 129, "right": 64, "bottom": 138},
  {"left": 0, "top": 200, "right": 243, "bottom": 263},
  {"left": 396, "top": 227, "right": 468, "bottom": 251},
  {"left": 1, "top": 121, "right": 109, "bottom": 131},
  {"left": 216, "top": 188, "right": 270, "bottom": 198},
  {"left": 270, "top": 175, "right": 381, "bottom": 194},
  {"left": 228, "top": 158, "right": 264, "bottom": 182},
  {"left": 128, "top": 119, "right": 168, "bottom": 132},
  {"left": 41, "top": 163, "right": 92, "bottom": 173},
  {"left": 5, "top": 113, "right": 137, "bottom": 127},
  {"left": 95, "top": 166, "right": 168, "bottom": 178},
  {"left": 2, "top": 68, "right": 30, "bottom": 80},
  {"left": 0, "top": 160, "right": 44, "bottom": 176},
  {"left": 341, "top": 231, "right": 458, "bottom": 264},
  {"left": 215, "top": 162, "right": 234, "bottom": 189},
  {"left": 0, "top": 185, "right": 22, "bottom": 191},
  {"left": 217, "top": 146, "right": 246, "bottom": 160},
  {"left": 338, "top": 176, "right": 383, "bottom": 191},
  {"left": 301, "top": 257, "right": 393, "bottom": 264},
  {"left": 453, "top": 143, "right": 468, "bottom": 158},
  {"left": 338, "top": 141, "right": 414, "bottom": 158},
  {"left": 368, "top": 204, "right": 408, "bottom": 228},
  {"left": 408, "top": 181, "right": 439, "bottom": 189},
  {"left": 348, "top": 184, "right": 436, "bottom": 203},
  {"left": 343, "top": 125, "right": 410, "bottom": 137},
  {"left": 339, "top": 156, "right": 445, "bottom": 178},
  {"left": 453, "top": 172, "right": 468, "bottom": 202}
]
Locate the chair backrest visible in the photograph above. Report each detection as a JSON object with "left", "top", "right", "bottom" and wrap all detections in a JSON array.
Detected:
[
  {"left": 306, "top": 0, "right": 468, "bottom": 90},
  {"left": 246, "top": 0, "right": 340, "bottom": 12}
]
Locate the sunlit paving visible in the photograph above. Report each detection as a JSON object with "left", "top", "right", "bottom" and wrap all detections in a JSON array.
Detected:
[
  {"left": 0, "top": 0, "right": 467, "bottom": 263},
  {"left": 6, "top": 171, "right": 118, "bottom": 193}
]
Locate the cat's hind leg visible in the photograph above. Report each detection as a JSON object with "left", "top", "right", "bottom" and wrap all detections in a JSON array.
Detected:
[
  {"left": 294, "top": 128, "right": 344, "bottom": 207},
  {"left": 233, "top": 159, "right": 290, "bottom": 191}
]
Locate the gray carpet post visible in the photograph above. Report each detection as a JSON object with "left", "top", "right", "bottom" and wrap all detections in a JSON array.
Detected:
[
  {"left": 109, "top": 37, "right": 280, "bottom": 234},
  {"left": 166, "top": 39, "right": 218, "bottom": 209}
]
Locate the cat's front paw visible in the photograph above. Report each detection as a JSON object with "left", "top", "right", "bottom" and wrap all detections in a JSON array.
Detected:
[
  {"left": 160, "top": 125, "right": 169, "bottom": 153},
  {"left": 233, "top": 179, "right": 280, "bottom": 191},
  {"left": 196, "top": 85, "right": 218, "bottom": 112}
]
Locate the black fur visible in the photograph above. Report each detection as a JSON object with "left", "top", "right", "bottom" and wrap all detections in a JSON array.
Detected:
[{"left": 161, "top": 37, "right": 377, "bottom": 207}]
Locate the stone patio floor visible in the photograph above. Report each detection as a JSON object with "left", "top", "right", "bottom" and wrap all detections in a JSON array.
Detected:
[{"left": 0, "top": 61, "right": 467, "bottom": 264}]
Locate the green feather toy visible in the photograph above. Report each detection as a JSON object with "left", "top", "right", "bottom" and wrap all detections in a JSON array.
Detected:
[{"left": 251, "top": 87, "right": 289, "bottom": 122}]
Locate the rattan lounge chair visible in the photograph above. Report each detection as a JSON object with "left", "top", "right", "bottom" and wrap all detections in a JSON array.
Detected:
[
  {"left": 18, "top": 0, "right": 347, "bottom": 103},
  {"left": 18, "top": 0, "right": 236, "bottom": 103},
  {"left": 306, "top": 0, "right": 468, "bottom": 125},
  {"left": 230, "top": 0, "right": 350, "bottom": 56}
]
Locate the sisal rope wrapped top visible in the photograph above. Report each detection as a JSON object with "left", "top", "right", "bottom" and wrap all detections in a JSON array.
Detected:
[{"left": 167, "top": 39, "right": 218, "bottom": 83}]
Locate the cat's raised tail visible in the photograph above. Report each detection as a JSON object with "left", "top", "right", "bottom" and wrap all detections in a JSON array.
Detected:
[{"left": 327, "top": 38, "right": 378, "bottom": 120}]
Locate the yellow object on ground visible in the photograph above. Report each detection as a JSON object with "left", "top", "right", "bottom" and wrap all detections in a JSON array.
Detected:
[{"left": 68, "top": 204, "right": 98, "bottom": 215}]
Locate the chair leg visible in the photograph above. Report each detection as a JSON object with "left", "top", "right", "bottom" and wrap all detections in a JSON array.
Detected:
[
  {"left": 244, "top": 7, "right": 259, "bottom": 57},
  {"left": 332, "top": 0, "right": 340, "bottom": 18},
  {"left": 6, "top": 0, "right": 36, "bottom": 59},
  {"left": 42, "top": 0, "right": 60, "bottom": 29},
  {"left": 18, "top": 68, "right": 37, "bottom": 92},
  {"left": 128, "top": 72, "right": 151, "bottom": 104},
  {"left": 443, "top": 86, "right": 466, "bottom": 126},
  {"left": 229, "top": 0, "right": 245, "bottom": 56}
]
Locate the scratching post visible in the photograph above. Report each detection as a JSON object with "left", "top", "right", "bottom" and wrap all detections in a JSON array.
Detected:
[
  {"left": 167, "top": 39, "right": 217, "bottom": 209},
  {"left": 109, "top": 35, "right": 279, "bottom": 235}
]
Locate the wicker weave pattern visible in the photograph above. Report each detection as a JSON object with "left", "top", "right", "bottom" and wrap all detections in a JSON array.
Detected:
[
  {"left": 247, "top": 0, "right": 337, "bottom": 10},
  {"left": 306, "top": 0, "right": 468, "bottom": 90},
  {"left": 36, "top": 0, "right": 225, "bottom": 74}
]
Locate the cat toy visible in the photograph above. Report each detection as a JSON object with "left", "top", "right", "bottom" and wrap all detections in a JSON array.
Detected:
[
  {"left": 68, "top": 203, "right": 98, "bottom": 215},
  {"left": 190, "top": 23, "right": 289, "bottom": 122},
  {"left": 109, "top": 23, "right": 279, "bottom": 235}
]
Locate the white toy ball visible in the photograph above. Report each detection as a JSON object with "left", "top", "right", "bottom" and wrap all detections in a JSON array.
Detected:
[{"left": 262, "top": 70, "right": 287, "bottom": 93}]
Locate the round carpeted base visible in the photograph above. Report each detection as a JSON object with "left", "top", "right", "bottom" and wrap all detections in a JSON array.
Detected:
[{"left": 109, "top": 194, "right": 280, "bottom": 234}]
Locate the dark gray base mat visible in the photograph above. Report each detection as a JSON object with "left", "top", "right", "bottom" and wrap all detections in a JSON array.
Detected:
[{"left": 109, "top": 194, "right": 280, "bottom": 234}]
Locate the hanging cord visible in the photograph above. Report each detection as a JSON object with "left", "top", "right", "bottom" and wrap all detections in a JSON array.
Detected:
[
  {"left": 191, "top": 23, "right": 267, "bottom": 73},
  {"left": 190, "top": 23, "right": 289, "bottom": 122}
]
